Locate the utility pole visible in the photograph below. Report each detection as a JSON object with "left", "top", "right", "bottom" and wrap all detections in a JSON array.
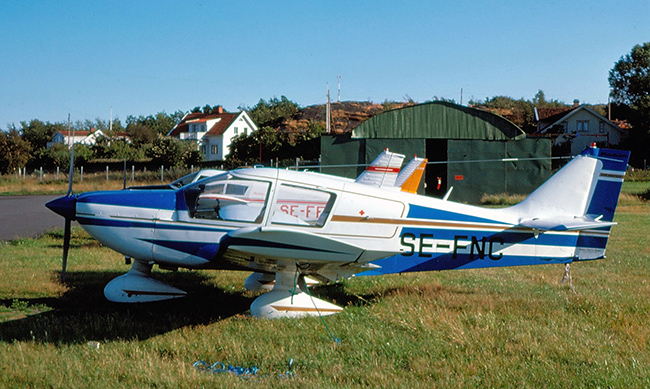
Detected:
[
  {"left": 326, "top": 83, "right": 331, "bottom": 133},
  {"left": 608, "top": 95, "right": 611, "bottom": 121},
  {"left": 460, "top": 88, "right": 463, "bottom": 106}
]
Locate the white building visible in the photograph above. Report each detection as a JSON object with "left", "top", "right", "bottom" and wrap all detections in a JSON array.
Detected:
[
  {"left": 168, "top": 107, "right": 258, "bottom": 161},
  {"left": 47, "top": 129, "right": 130, "bottom": 149},
  {"left": 536, "top": 104, "right": 626, "bottom": 155}
]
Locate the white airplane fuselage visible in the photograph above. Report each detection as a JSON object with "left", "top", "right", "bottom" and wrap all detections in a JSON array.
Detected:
[{"left": 46, "top": 146, "right": 630, "bottom": 318}]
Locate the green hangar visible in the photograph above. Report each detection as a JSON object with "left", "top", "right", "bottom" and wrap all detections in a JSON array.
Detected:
[{"left": 320, "top": 101, "right": 552, "bottom": 203}]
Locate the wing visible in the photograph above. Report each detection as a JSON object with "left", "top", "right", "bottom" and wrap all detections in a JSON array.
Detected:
[{"left": 216, "top": 226, "right": 386, "bottom": 280}]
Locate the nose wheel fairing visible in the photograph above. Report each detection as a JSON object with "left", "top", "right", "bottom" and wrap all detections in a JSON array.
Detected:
[{"left": 104, "top": 260, "right": 187, "bottom": 303}]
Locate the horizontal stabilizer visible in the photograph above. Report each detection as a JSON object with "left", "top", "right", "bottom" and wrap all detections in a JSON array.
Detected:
[
  {"left": 518, "top": 215, "right": 616, "bottom": 232},
  {"left": 356, "top": 149, "right": 405, "bottom": 187},
  {"left": 396, "top": 157, "right": 427, "bottom": 193}
]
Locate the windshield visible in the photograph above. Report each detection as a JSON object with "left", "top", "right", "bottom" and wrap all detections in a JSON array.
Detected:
[
  {"left": 171, "top": 172, "right": 199, "bottom": 188},
  {"left": 183, "top": 173, "right": 270, "bottom": 223},
  {"left": 171, "top": 170, "right": 223, "bottom": 189}
]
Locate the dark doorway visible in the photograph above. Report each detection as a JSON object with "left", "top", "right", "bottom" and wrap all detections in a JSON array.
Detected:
[{"left": 425, "top": 139, "right": 447, "bottom": 197}]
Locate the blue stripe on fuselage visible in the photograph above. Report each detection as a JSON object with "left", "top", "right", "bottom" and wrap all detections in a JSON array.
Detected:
[
  {"left": 77, "top": 216, "right": 230, "bottom": 233},
  {"left": 407, "top": 204, "right": 508, "bottom": 225},
  {"left": 77, "top": 190, "right": 176, "bottom": 210},
  {"left": 362, "top": 252, "right": 573, "bottom": 276}
]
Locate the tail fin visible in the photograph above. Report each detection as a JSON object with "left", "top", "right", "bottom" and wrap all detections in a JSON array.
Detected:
[
  {"left": 355, "top": 149, "right": 405, "bottom": 187},
  {"left": 511, "top": 147, "right": 629, "bottom": 260},
  {"left": 512, "top": 147, "right": 629, "bottom": 224},
  {"left": 395, "top": 156, "right": 427, "bottom": 193}
]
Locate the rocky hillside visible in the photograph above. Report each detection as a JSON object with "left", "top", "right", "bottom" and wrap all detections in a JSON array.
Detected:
[{"left": 279, "top": 101, "right": 413, "bottom": 134}]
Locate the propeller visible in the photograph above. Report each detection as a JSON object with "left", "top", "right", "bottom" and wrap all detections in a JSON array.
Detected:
[{"left": 46, "top": 114, "right": 76, "bottom": 281}]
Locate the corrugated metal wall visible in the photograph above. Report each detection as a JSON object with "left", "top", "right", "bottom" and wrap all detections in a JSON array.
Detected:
[
  {"left": 321, "top": 136, "right": 551, "bottom": 203},
  {"left": 352, "top": 102, "right": 525, "bottom": 141}
]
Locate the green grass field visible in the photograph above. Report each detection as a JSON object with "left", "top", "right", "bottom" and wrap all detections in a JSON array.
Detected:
[{"left": 0, "top": 185, "right": 649, "bottom": 387}]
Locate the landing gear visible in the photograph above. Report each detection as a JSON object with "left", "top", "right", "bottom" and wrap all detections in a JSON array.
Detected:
[
  {"left": 250, "top": 271, "right": 342, "bottom": 319},
  {"left": 104, "top": 260, "right": 187, "bottom": 303}
]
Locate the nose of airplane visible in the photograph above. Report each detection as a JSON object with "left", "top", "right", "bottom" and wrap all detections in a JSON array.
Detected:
[{"left": 46, "top": 195, "right": 77, "bottom": 220}]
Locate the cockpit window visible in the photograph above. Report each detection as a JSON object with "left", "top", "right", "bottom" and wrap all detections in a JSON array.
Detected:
[
  {"left": 184, "top": 173, "right": 270, "bottom": 223},
  {"left": 171, "top": 172, "right": 199, "bottom": 188},
  {"left": 270, "top": 184, "right": 336, "bottom": 227}
]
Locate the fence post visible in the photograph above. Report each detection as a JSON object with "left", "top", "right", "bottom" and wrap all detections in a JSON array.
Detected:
[
  {"left": 106, "top": 165, "right": 109, "bottom": 181},
  {"left": 161, "top": 166, "right": 164, "bottom": 183},
  {"left": 131, "top": 165, "right": 135, "bottom": 181},
  {"left": 295, "top": 157, "right": 299, "bottom": 171},
  {"left": 81, "top": 166, "right": 84, "bottom": 182},
  {"left": 191, "top": 165, "right": 194, "bottom": 174},
  {"left": 56, "top": 166, "right": 60, "bottom": 180},
  {"left": 40, "top": 167, "right": 43, "bottom": 182}
]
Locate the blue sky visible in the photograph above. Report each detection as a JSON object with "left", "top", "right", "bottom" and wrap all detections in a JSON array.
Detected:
[{"left": 1, "top": 1, "right": 648, "bottom": 128}]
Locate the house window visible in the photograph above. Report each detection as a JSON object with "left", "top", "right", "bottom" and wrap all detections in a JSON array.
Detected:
[
  {"left": 244, "top": 127, "right": 248, "bottom": 135},
  {"left": 234, "top": 127, "right": 239, "bottom": 135},
  {"left": 201, "top": 145, "right": 207, "bottom": 154},
  {"left": 599, "top": 122, "right": 605, "bottom": 133},
  {"left": 576, "top": 120, "right": 589, "bottom": 132},
  {"left": 211, "top": 145, "right": 218, "bottom": 154},
  {"left": 562, "top": 122, "right": 568, "bottom": 133}
]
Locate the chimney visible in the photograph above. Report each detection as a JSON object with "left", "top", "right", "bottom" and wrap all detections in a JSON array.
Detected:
[
  {"left": 216, "top": 106, "right": 224, "bottom": 114},
  {"left": 573, "top": 99, "right": 580, "bottom": 108}
]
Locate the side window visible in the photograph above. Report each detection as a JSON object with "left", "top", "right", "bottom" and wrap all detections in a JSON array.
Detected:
[
  {"left": 184, "top": 175, "right": 269, "bottom": 223},
  {"left": 271, "top": 184, "right": 336, "bottom": 227}
]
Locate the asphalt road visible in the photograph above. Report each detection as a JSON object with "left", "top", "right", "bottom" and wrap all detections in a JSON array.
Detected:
[{"left": 0, "top": 195, "right": 65, "bottom": 241}]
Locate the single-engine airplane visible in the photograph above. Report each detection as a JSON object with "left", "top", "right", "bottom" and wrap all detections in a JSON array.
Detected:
[{"left": 46, "top": 145, "right": 630, "bottom": 319}]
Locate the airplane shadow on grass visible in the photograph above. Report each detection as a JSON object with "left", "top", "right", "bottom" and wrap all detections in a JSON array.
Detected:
[{"left": 0, "top": 270, "right": 381, "bottom": 345}]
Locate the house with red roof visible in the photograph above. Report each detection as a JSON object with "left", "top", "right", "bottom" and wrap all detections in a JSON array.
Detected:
[{"left": 167, "top": 106, "right": 258, "bottom": 161}]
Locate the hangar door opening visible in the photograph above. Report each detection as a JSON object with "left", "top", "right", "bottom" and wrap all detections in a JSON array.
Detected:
[{"left": 425, "top": 139, "right": 447, "bottom": 197}]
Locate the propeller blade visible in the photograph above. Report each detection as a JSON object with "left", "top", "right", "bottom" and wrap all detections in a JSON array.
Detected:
[
  {"left": 61, "top": 218, "right": 71, "bottom": 281},
  {"left": 66, "top": 114, "right": 75, "bottom": 196},
  {"left": 62, "top": 112, "right": 74, "bottom": 280}
]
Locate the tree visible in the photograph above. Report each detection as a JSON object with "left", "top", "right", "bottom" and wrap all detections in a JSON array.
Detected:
[
  {"left": 609, "top": 42, "right": 650, "bottom": 166},
  {"left": 227, "top": 123, "right": 322, "bottom": 167},
  {"left": 609, "top": 42, "right": 650, "bottom": 108},
  {"left": 20, "top": 120, "right": 64, "bottom": 152},
  {"left": 0, "top": 129, "right": 31, "bottom": 173},
  {"left": 147, "top": 135, "right": 202, "bottom": 167},
  {"left": 240, "top": 96, "right": 299, "bottom": 128},
  {"left": 126, "top": 111, "right": 184, "bottom": 137}
]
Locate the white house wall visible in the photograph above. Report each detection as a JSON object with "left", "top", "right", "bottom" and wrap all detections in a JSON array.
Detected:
[
  {"left": 202, "top": 113, "right": 258, "bottom": 161},
  {"left": 554, "top": 110, "right": 622, "bottom": 155}
]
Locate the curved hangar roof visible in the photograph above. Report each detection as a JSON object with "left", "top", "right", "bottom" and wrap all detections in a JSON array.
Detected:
[{"left": 352, "top": 101, "right": 526, "bottom": 140}]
